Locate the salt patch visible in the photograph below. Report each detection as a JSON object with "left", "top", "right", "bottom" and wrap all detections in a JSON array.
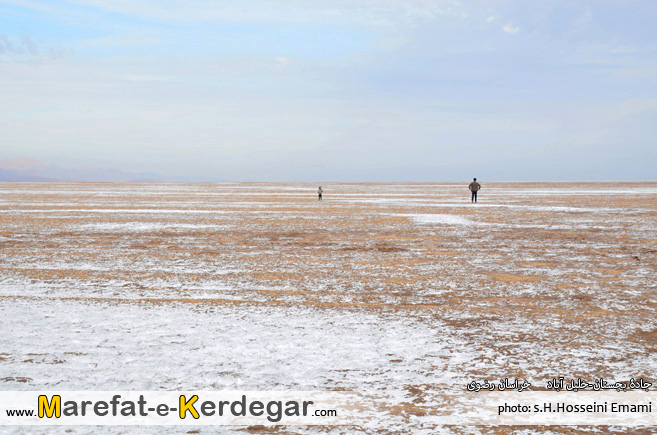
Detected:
[{"left": 408, "top": 214, "right": 474, "bottom": 225}]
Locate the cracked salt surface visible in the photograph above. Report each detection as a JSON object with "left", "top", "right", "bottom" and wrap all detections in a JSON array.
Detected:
[
  {"left": 1, "top": 300, "right": 453, "bottom": 390},
  {"left": 0, "top": 298, "right": 470, "bottom": 434},
  {"left": 1, "top": 182, "right": 656, "bottom": 434}
]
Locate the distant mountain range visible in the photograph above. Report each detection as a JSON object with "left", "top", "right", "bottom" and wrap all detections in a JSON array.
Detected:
[{"left": 0, "top": 158, "right": 224, "bottom": 182}]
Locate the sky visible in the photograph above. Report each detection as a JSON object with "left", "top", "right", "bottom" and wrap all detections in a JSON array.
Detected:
[{"left": 1, "top": 0, "right": 656, "bottom": 181}]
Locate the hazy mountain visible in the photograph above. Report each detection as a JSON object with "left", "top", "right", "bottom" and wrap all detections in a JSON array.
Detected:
[{"left": 0, "top": 158, "right": 224, "bottom": 182}]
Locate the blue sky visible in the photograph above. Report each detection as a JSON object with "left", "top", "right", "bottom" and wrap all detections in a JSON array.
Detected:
[{"left": 1, "top": 0, "right": 656, "bottom": 181}]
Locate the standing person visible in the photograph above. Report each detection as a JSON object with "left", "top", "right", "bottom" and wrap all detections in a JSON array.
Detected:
[
  {"left": 317, "top": 186, "right": 323, "bottom": 201},
  {"left": 469, "top": 178, "right": 481, "bottom": 203}
]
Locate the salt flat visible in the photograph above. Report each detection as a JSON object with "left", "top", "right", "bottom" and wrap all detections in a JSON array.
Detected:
[{"left": 1, "top": 182, "right": 656, "bottom": 434}]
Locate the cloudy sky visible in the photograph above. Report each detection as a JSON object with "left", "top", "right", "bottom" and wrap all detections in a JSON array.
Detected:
[{"left": 1, "top": 0, "right": 656, "bottom": 181}]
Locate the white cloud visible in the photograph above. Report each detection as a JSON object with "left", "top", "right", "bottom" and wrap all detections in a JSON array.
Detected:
[
  {"left": 83, "top": 34, "right": 161, "bottom": 48},
  {"left": 17, "top": 0, "right": 468, "bottom": 28},
  {"left": 0, "top": 32, "right": 70, "bottom": 63},
  {"left": 121, "top": 74, "right": 177, "bottom": 82},
  {"left": 275, "top": 56, "right": 291, "bottom": 68},
  {"left": 0, "top": 33, "right": 40, "bottom": 55},
  {"left": 486, "top": 16, "right": 496, "bottom": 23},
  {"left": 503, "top": 24, "right": 520, "bottom": 34}
]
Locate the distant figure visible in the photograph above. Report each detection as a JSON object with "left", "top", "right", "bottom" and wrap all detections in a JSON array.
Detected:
[
  {"left": 469, "top": 178, "right": 481, "bottom": 203},
  {"left": 317, "top": 186, "right": 323, "bottom": 201}
]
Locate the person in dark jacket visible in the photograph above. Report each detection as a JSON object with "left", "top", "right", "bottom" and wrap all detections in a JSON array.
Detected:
[{"left": 469, "top": 178, "right": 481, "bottom": 203}]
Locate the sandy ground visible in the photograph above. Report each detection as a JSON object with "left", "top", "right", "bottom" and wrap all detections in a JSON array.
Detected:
[{"left": 0, "top": 182, "right": 656, "bottom": 434}]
